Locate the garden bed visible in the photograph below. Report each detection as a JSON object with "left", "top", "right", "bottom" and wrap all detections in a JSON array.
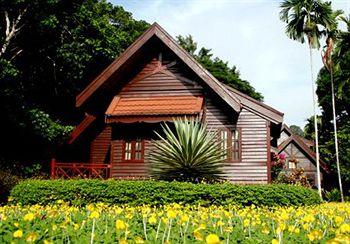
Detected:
[{"left": 0, "top": 202, "right": 349, "bottom": 243}]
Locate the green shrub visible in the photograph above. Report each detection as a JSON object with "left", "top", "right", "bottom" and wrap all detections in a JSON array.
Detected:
[
  {"left": 324, "top": 188, "right": 342, "bottom": 202},
  {"left": 0, "top": 169, "right": 20, "bottom": 204},
  {"left": 149, "top": 118, "right": 224, "bottom": 182},
  {"left": 10, "top": 179, "right": 321, "bottom": 206}
]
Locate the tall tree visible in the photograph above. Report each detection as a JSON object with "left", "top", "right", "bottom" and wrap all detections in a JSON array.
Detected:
[
  {"left": 321, "top": 6, "right": 344, "bottom": 201},
  {"left": 176, "top": 35, "right": 263, "bottom": 101},
  {"left": 280, "top": 0, "right": 336, "bottom": 198},
  {"left": 0, "top": 0, "right": 148, "bottom": 169},
  {"left": 312, "top": 15, "right": 350, "bottom": 194}
]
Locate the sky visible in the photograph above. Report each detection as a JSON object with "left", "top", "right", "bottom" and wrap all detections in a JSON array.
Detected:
[{"left": 111, "top": 0, "right": 349, "bottom": 128}]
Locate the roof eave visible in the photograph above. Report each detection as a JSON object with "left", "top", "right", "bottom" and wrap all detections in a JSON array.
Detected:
[{"left": 76, "top": 22, "right": 242, "bottom": 113}]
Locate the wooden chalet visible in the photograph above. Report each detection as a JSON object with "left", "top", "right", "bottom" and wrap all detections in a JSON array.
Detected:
[
  {"left": 52, "top": 23, "right": 285, "bottom": 184},
  {"left": 276, "top": 124, "right": 329, "bottom": 186}
]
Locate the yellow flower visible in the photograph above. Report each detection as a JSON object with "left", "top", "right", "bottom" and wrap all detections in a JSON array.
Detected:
[
  {"left": 167, "top": 210, "right": 177, "bottom": 219},
  {"left": 23, "top": 213, "right": 35, "bottom": 222},
  {"left": 26, "top": 232, "right": 38, "bottom": 242},
  {"left": 303, "top": 214, "right": 315, "bottom": 223},
  {"left": 280, "top": 211, "right": 289, "bottom": 220},
  {"left": 243, "top": 219, "right": 250, "bottom": 227},
  {"left": 271, "top": 239, "right": 279, "bottom": 244},
  {"left": 262, "top": 228, "right": 270, "bottom": 234},
  {"left": 288, "top": 226, "right": 295, "bottom": 233},
  {"left": 116, "top": 219, "right": 126, "bottom": 230},
  {"left": 181, "top": 215, "right": 189, "bottom": 223},
  {"left": 44, "top": 240, "right": 53, "bottom": 244},
  {"left": 224, "top": 226, "right": 233, "bottom": 233},
  {"left": 193, "top": 229, "right": 203, "bottom": 241},
  {"left": 206, "top": 234, "right": 220, "bottom": 244},
  {"left": 119, "top": 240, "right": 128, "bottom": 244},
  {"left": 73, "top": 223, "right": 79, "bottom": 230},
  {"left": 13, "top": 230, "right": 23, "bottom": 238},
  {"left": 134, "top": 237, "right": 144, "bottom": 243},
  {"left": 307, "top": 230, "right": 323, "bottom": 241},
  {"left": 339, "top": 223, "right": 350, "bottom": 233},
  {"left": 148, "top": 215, "right": 157, "bottom": 225},
  {"left": 303, "top": 223, "right": 309, "bottom": 230},
  {"left": 334, "top": 216, "right": 344, "bottom": 226},
  {"left": 89, "top": 211, "right": 100, "bottom": 219}
]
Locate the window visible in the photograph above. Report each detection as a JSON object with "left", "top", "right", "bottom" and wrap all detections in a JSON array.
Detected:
[
  {"left": 122, "top": 139, "right": 144, "bottom": 162},
  {"left": 219, "top": 128, "right": 241, "bottom": 161},
  {"left": 288, "top": 161, "right": 296, "bottom": 169},
  {"left": 288, "top": 158, "right": 298, "bottom": 169}
]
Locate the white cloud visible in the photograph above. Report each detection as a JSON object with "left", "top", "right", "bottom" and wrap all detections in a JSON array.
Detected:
[{"left": 112, "top": 0, "right": 349, "bottom": 128}]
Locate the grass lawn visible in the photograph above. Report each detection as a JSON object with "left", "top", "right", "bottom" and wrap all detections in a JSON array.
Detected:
[{"left": 0, "top": 202, "right": 349, "bottom": 243}]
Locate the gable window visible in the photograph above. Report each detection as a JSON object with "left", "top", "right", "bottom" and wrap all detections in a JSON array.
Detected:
[
  {"left": 122, "top": 139, "right": 144, "bottom": 162},
  {"left": 288, "top": 159, "right": 297, "bottom": 169},
  {"left": 219, "top": 128, "right": 241, "bottom": 161}
]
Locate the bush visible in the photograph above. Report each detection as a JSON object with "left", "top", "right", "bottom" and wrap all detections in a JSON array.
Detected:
[
  {"left": 324, "top": 188, "right": 342, "bottom": 202},
  {"left": 10, "top": 179, "right": 321, "bottom": 206},
  {"left": 149, "top": 118, "right": 224, "bottom": 182},
  {"left": 0, "top": 169, "right": 20, "bottom": 204}
]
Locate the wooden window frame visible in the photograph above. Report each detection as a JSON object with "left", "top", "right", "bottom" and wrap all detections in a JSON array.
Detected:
[
  {"left": 122, "top": 139, "right": 145, "bottom": 162},
  {"left": 218, "top": 127, "right": 242, "bottom": 162}
]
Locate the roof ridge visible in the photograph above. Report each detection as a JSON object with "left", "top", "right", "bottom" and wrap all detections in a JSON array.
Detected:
[{"left": 75, "top": 22, "right": 242, "bottom": 113}]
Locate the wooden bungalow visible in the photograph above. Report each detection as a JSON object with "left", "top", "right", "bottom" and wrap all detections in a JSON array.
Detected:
[
  {"left": 52, "top": 23, "right": 285, "bottom": 184},
  {"left": 276, "top": 124, "right": 329, "bottom": 186}
]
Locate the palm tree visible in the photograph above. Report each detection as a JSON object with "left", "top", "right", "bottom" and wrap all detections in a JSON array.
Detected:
[
  {"left": 322, "top": 7, "right": 344, "bottom": 202},
  {"left": 279, "top": 0, "right": 335, "bottom": 199},
  {"left": 148, "top": 118, "right": 225, "bottom": 182},
  {"left": 322, "top": 12, "right": 347, "bottom": 202}
]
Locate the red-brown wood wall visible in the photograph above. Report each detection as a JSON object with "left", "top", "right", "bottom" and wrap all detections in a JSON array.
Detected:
[{"left": 88, "top": 56, "right": 271, "bottom": 183}]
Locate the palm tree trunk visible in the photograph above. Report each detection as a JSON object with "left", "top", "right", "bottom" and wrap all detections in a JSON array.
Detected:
[
  {"left": 330, "top": 67, "right": 344, "bottom": 202},
  {"left": 308, "top": 43, "right": 322, "bottom": 200}
]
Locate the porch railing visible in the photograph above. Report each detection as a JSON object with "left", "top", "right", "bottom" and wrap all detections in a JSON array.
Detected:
[{"left": 51, "top": 159, "right": 111, "bottom": 179}]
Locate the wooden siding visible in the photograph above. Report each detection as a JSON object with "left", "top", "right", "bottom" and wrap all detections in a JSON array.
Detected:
[
  {"left": 90, "top": 126, "right": 111, "bottom": 163},
  {"left": 226, "top": 109, "right": 269, "bottom": 183},
  {"left": 281, "top": 142, "right": 321, "bottom": 186},
  {"left": 110, "top": 140, "right": 149, "bottom": 178},
  {"left": 119, "top": 58, "right": 203, "bottom": 98}
]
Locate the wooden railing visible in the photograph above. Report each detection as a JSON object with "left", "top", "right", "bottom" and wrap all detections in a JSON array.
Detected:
[{"left": 51, "top": 159, "right": 111, "bottom": 179}]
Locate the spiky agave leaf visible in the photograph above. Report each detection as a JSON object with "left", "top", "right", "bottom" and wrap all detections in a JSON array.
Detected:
[{"left": 148, "top": 117, "right": 225, "bottom": 182}]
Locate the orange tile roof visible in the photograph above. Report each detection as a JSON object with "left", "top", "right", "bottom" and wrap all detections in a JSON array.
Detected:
[{"left": 106, "top": 96, "right": 203, "bottom": 116}]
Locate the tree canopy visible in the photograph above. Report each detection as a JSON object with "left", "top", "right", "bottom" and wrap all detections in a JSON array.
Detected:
[
  {"left": 304, "top": 15, "right": 350, "bottom": 188},
  {"left": 177, "top": 35, "right": 263, "bottom": 101},
  {"left": 0, "top": 0, "right": 148, "bottom": 165}
]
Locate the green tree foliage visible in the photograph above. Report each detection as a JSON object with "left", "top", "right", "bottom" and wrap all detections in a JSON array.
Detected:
[
  {"left": 0, "top": 0, "right": 148, "bottom": 166},
  {"left": 290, "top": 125, "right": 304, "bottom": 137},
  {"left": 305, "top": 16, "right": 350, "bottom": 189},
  {"left": 177, "top": 35, "right": 263, "bottom": 101}
]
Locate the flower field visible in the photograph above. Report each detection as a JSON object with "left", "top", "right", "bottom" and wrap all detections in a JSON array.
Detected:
[{"left": 0, "top": 202, "right": 349, "bottom": 243}]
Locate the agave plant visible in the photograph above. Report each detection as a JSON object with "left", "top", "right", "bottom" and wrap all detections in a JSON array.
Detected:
[{"left": 149, "top": 118, "right": 225, "bottom": 182}]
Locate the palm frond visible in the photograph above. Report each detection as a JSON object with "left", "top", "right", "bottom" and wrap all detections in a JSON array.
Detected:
[{"left": 148, "top": 117, "right": 225, "bottom": 182}]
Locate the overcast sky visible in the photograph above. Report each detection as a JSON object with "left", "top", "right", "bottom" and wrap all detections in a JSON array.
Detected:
[{"left": 111, "top": 0, "right": 349, "bottom": 128}]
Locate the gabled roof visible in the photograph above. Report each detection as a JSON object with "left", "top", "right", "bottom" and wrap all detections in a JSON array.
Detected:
[
  {"left": 281, "top": 124, "right": 293, "bottom": 136},
  {"left": 282, "top": 124, "right": 314, "bottom": 147},
  {"left": 277, "top": 134, "right": 329, "bottom": 173},
  {"left": 76, "top": 22, "right": 241, "bottom": 113},
  {"left": 68, "top": 114, "right": 96, "bottom": 144},
  {"left": 225, "top": 85, "right": 283, "bottom": 124}
]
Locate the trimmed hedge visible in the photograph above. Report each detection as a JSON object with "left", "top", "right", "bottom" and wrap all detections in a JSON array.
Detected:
[{"left": 10, "top": 179, "right": 321, "bottom": 206}]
